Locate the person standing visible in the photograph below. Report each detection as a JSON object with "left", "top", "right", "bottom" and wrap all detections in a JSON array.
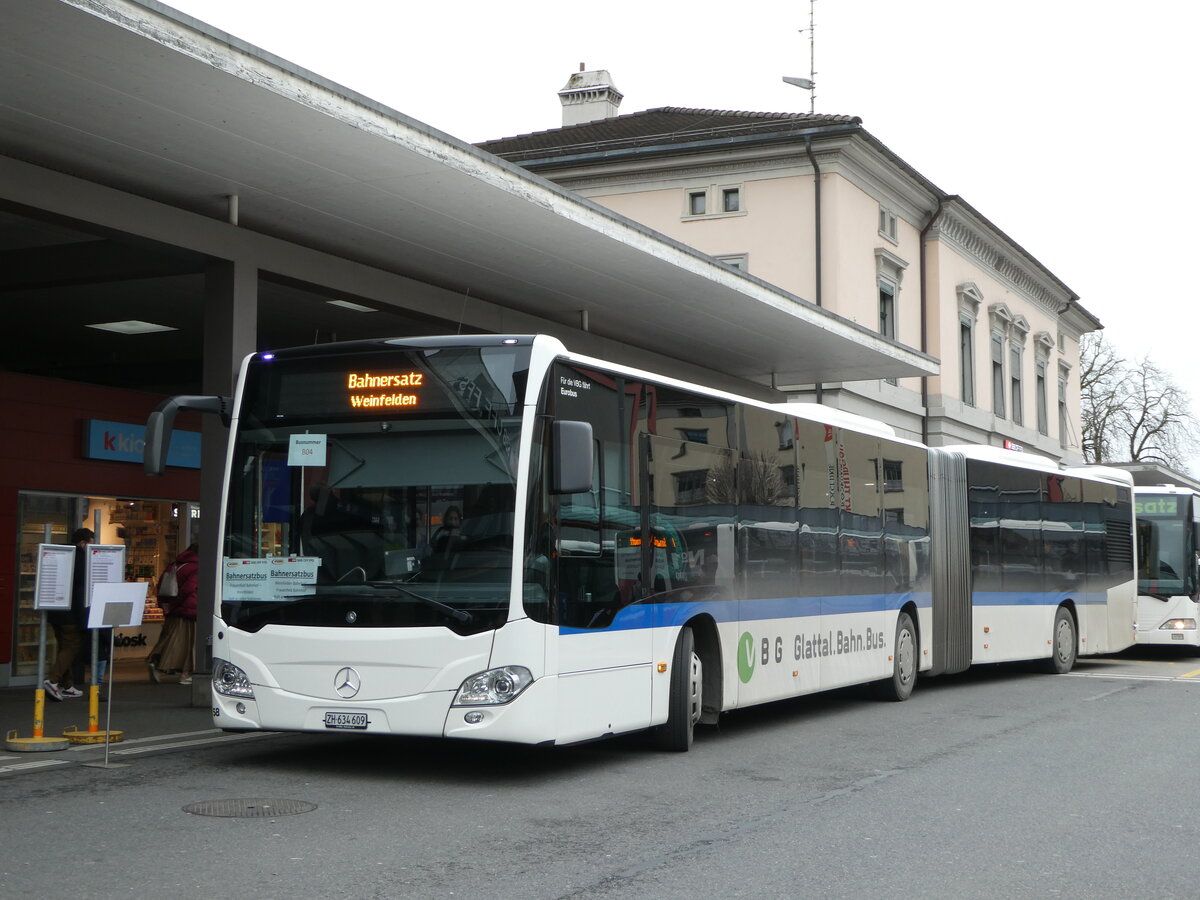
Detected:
[
  {"left": 147, "top": 541, "right": 199, "bottom": 685},
  {"left": 44, "top": 527, "right": 93, "bottom": 701}
]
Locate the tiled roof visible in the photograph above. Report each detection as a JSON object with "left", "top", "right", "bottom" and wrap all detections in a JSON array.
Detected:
[{"left": 476, "top": 107, "right": 862, "bottom": 162}]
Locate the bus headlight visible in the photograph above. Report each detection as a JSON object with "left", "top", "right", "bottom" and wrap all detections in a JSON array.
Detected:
[
  {"left": 452, "top": 666, "right": 533, "bottom": 706},
  {"left": 212, "top": 659, "right": 255, "bottom": 699},
  {"left": 1160, "top": 619, "right": 1197, "bottom": 631}
]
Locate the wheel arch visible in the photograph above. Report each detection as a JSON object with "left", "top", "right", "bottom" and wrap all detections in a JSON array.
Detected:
[
  {"left": 683, "top": 613, "right": 723, "bottom": 725},
  {"left": 1060, "top": 600, "right": 1080, "bottom": 643}
]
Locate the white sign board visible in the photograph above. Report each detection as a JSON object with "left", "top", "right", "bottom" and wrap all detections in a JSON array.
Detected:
[
  {"left": 288, "top": 433, "right": 327, "bottom": 467},
  {"left": 88, "top": 581, "right": 147, "bottom": 629},
  {"left": 86, "top": 545, "right": 127, "bottom": 604},
  {"left": 34, "top": 543, "right": 76, "bottom": 611}
]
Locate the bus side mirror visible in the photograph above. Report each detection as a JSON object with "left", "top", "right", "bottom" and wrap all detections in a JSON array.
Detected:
[
  {"left": 551, "top": 420, "right": 593, "bottom": 494},
  {"left": 144, "top": 394, "right": 230, "bottom": 476}
]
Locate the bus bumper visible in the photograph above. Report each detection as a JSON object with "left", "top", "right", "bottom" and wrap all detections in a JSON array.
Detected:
[{"left": 212, "top": 675, "right": 559, "bottom": 744}]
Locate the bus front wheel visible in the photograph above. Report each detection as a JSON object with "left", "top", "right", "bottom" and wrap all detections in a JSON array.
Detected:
[
  {"left": 1042, "top": 606, "right": 1077, "bottom": 674},
  {"left": 652, "top": 626, "right": 702, "bottom": 752}
]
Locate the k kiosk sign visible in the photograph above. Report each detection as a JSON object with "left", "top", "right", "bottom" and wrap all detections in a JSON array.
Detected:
[{"left": 83, "top": 419, "right": 201, "bottom": 468}]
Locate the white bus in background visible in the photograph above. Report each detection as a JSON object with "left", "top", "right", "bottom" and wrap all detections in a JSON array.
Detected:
[
  {"left": 1134, "top": 485, "right": 1200, "bottom": 648},
  {"left": 144, "top": 334, "right": 1138, "bottom": 751}
]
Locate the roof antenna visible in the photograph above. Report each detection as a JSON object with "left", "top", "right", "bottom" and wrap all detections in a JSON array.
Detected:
[{"left": 782, "top": 0, "right": 817, "bottom": 113}]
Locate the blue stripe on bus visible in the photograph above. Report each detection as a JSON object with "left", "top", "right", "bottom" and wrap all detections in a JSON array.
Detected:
[
  {"left": 560, "top": 589, "right": 1103, "bottom": 634},
  {"left": 561, "top": 591, "right": 933, "bottom": 635},
  {"left": 971, "top": 591, "right": 1107, "bottom": 607}
]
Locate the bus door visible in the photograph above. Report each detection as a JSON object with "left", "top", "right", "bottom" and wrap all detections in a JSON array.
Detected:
[{"left": 549, "top": 365, "right": 653, "bottom": 743}]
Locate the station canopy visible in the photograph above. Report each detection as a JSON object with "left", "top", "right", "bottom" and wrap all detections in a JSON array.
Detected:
[{"left": 0, "top": 0, "right": 936, "bottom": 393}]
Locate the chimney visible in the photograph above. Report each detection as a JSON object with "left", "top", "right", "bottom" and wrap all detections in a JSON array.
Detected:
[{"left": 558, "top": 65, "right": 623, "bottom": 127}]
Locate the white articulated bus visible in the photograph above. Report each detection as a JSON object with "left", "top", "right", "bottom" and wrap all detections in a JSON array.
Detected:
[
  {"left": 145, "top": 334, "right": 1137, "bottom": 750},
  {"left": 1133, "top": 485, "right": 1200, "bottom": 648}
]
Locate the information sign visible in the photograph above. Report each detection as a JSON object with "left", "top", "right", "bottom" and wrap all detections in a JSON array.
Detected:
[
  {"left": 34, "top": 543, "right": 75, "bottom": 611},
  {"left": 86, "top": 545, "right": 127, "bottom": 602}
]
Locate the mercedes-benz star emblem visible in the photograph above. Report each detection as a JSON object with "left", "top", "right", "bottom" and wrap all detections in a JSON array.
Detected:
[
  {"left": 334, "top": 666, "right": 361, "bottom": 699},
  {"left": 345, "top": 610, "right": 358, "bottom": 624}
]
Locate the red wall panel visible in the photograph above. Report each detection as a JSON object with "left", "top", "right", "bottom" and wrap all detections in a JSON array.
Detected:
[{"left": 0, "top": 373, "right": 202, "bottom": 664}]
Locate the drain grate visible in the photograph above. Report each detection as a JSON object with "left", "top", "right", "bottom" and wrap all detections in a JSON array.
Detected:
[{"left": 183, "top": 798, "right": 317, "bottom": 818}]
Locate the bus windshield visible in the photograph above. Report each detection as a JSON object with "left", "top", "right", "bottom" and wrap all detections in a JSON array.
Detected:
[
  {"left": 221, "top": 342, "right": 533, "bottom": 635},
  {"left": 1137, "top": 496, "right": 1196, "bottom": 597}
]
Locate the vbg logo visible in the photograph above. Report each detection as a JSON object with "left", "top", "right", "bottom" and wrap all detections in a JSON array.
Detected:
[{"left": 737, "top": 632, "right": 756, "bottom": 683}]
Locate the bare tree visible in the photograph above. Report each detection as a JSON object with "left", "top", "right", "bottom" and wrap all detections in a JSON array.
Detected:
[
  {"left": 1078, "top": 333, "right": 1124, "bottom": 464},
  {"left": 1079, "top": 333, "right": 1199, "bottom": 472},
  {"left": 1118, "top": 357, "right": 1199, "bottom": 468}
]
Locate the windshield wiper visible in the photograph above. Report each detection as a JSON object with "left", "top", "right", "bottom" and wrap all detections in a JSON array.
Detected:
[{"left": 288, "top": 582, "right": 471, "bottom": 624}]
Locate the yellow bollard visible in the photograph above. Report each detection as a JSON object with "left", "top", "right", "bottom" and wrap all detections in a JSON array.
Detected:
[
  {"left": 64, "top": 684, "right": 122, "bottom": 744},
  {"left": 5, "top": 688, "right": 70, "bottom": 752},
  {"left": 33, "top": 687, "right": 45, "bottom": 737},
  {"left": 88, "top": 684, "right": 99, "bottom": 732}
]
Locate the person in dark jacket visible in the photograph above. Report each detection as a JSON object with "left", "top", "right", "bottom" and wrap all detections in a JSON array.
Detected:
[
  {"left": 44, "top": 527, "right": 93, "bottom": 701},
  {"left": 147, "top": 542, "right": 199, "bottom": 685}
]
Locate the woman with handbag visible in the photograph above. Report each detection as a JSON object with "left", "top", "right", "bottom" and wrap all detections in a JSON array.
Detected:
[{"left": 147, "top": 542, "right": 199, "bottom": 684}]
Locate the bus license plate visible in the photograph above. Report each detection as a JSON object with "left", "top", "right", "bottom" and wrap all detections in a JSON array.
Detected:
[{"left": 324, "top": 711, "right": 368, "bottom": 730}]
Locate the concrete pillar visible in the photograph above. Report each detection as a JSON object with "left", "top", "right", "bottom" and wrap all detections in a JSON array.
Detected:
[{"left": 192, "top": 259, "right": 257, "bottom": 704}]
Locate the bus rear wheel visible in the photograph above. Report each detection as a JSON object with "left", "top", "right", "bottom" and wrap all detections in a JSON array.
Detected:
[
  {"left": 873, "top": 612, "right": 917, "bottom": 701},
  {"left": 652, "top": 626, "right": 702, "bottom": 752},
  {"left": 1042, "top": 606, "right": 1077, "bottom": 674}
]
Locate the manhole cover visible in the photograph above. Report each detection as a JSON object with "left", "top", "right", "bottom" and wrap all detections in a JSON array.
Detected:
[{"left": 183, "top": 798, "right": 317, "bottom": 818}]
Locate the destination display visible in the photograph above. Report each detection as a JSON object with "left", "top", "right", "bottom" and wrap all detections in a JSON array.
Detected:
[
  {"left": 347, "top": 371, "right": 425, "bottom": 409},
  {"left": 1136, "top": 497, "right": 1179, "bottom": 517}
]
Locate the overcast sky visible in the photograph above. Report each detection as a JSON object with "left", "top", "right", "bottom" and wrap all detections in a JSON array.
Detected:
[{"left": 164, "top": 0, "right": 1198, "bottom": 471}]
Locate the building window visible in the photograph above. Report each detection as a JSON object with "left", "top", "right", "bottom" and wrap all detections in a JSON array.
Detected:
[
  {"left": 1057, "top": 362, "right": 1072, "bottom": 449},
  {"left": 883, "top": 459, "right": 903, "bottom": 492},
  {"left": 775, "top": 420, "right": 794, "bottom": 450},
  {"left": 1058, "top": 377, "right": 1068, "bottom": 447},
  {"left": 678, "top": 428, "right": 708, "bottom": 444},
  {"left": 874, "top": 249, "right": 907, "bottom": 388},
  {"left": 956, "top": 283, "right": 983, "bottom": 408},
  {"left": 879, "top": 282, "right": 896, "bottom": 340},
  {"left": 1033, "top": 331, "right": 1054, "bottom": 437},
  {"left": 878, "top": 207, "right": 898, "bottom": 242},
  {"left": 991, "top": 332, "right": 1005, "bottom": 418},
  {"left": 1036, "top": 359, "right": 1048, "bottom": 435},
  {"left": 779, "top": 464, "right": 796, "bottom": 490},
  {"left": 674, "top": 469, "right": 709, "bottom": 504},
  {"left": 684, "top": 184, "right": 745, "bottom": 219},
  {"left": 1010, "top": 344, "right": 1023, "bottom": 426},
  {"left": 960, "top": 319, "right": 975, "bottom": 407},
  {"left": 714, "top": 253, "right": 747, "bottom": 270}
]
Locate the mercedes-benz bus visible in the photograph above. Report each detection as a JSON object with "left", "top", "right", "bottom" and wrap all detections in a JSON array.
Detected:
[
  {"left": 1134, "top": 485, "right": 1200, "bottom": 648},
  {"left": 145, "top": 334, "right": 1137, "bottom": 750}
]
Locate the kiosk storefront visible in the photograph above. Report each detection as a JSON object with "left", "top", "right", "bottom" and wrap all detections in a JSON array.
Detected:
[{"left": 14, "top": 493, "right": 200, "bottom": 680}]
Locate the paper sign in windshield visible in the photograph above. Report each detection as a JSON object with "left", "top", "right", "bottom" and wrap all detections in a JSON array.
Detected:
[
  {"left": 223, "top": 556, "right": 319, "bottom": 602},
  {"left": 288, "top": 434, "right": 327, "bottom": 467},
  {"left": 269, "top": 557, "right": 319, "bottom": 599},
  {"left": 223, "top": 558, "right": 272, "bottom": 602}
]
